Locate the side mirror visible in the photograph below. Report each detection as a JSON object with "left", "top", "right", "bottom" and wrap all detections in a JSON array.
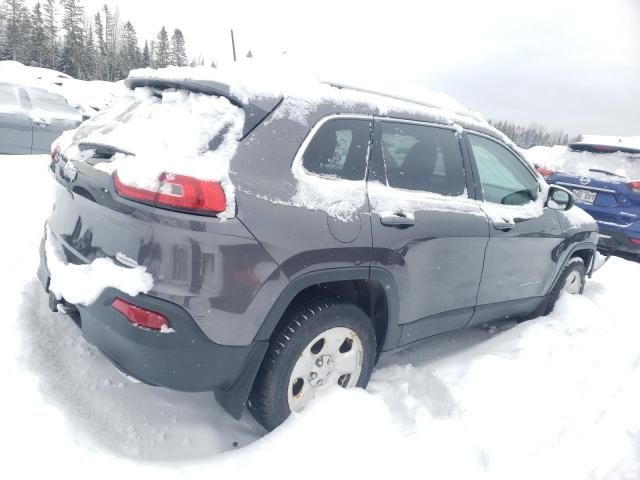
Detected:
[{"left": 546, "top": 185, "right": 575, "bottom": 211}]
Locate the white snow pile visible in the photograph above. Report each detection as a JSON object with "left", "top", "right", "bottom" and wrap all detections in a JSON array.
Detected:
[
  {"left": 45, "top": 227, "right": 153, "bottom": 306},
  {"left": 1, "top": 155, "right": 640, "bottom": 479},
  {"left": 57, "top": 87, "right": 245, "bottom": 220},
  {"left": 526, "top": 144, "right": 640, "bottom": 182}
]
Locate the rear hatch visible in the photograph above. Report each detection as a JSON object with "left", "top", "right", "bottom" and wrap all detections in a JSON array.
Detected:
[
  {"left": 48, "top": 75, "right": 282, "bottom": 269},
  {"left": 539, "top": 144, "right": 640, "bottom": 228}
]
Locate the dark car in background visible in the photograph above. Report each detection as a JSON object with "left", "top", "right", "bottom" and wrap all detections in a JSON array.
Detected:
[
  {"left": 38, "top": 72, "right": 598, "bottom": 431},
  {"left": 0, "top": 82, "right": 83, "bottom": 154},
  {"left": 537, "top": 137, "right": 640, "bottom": 260}
]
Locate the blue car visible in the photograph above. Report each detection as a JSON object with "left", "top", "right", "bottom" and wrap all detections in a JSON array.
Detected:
[{"left": 537, "top": 138, "right": 640, "bottom": 260}]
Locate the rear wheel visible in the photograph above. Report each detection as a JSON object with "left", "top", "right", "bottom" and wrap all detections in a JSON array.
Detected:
[
  {"left": 248, "top": 300, "right": 376, "bottom": 431},
  {"left": 539, "top": 257, "right": 586, "bottom": 316}
]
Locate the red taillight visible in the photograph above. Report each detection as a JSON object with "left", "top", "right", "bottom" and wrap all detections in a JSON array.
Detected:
[
  {"left": 628, "top": 181, "right": 640, "bottom": 194},
  {"left": 630, "top": 238, "right": 640, "bottom": 246},
  {"left": 113, "top": 172, "right": 226, "bottom": 214},
  {"left": 536, "top": 166, "right": 555, "bottom": 180},
  {"left": 51, "top": 145, "right": 60, "bottom": 160},
  {"left": 112, "top": 297, "right": 170, "bottom": 331}
]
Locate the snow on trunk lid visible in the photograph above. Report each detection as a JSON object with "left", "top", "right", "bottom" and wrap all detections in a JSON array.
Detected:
[{"left": 56, "top": 86, "right": 245, "bottom": 220}]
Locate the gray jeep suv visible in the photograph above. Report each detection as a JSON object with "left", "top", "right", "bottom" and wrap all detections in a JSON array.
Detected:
[{"left": 38, "top": 72, "right": 598, "bottom": 430}]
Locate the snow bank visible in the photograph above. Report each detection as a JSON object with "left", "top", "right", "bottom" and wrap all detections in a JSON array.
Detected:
[
  {"left": 58, "top": 87, "right": 245, "bottom": 220},
  {"left": 45, "top": 226, "right": 153, "bottom": 306}
]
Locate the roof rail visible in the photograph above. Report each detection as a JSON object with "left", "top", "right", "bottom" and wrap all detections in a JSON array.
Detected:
[{"left": 322, "top": 80, "right": 482, "bottom": 123}]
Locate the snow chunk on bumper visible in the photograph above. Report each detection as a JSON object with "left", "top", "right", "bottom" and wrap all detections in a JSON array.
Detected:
[{"left": 45, "top": 227, "right": 153, "bottom": 306}]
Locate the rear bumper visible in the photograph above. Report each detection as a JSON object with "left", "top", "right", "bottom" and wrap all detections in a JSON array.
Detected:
[
  {"left": 38, "top": 232, "right": 268, "bottom": 408},
  {"left": 597, "top": 226, "right": 640, "bottom": 256}
]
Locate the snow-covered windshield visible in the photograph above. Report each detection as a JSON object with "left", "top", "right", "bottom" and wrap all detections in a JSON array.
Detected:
[{"left": 527, "top": 145, "right": 640, "bottom": 181}]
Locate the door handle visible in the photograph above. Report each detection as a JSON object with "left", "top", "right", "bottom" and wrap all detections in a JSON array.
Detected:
[
  {"left": 380, "top": 214, "right": 415, "bottom": 227},
  {"left": 33, "top": 120, "right": 51, "bottom": 127},
  {"left": 492, "top": 221, "right": 515, "bottom": 232}
]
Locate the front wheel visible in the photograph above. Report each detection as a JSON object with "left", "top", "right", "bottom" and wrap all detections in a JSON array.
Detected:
[
  {"left": 539, "top": 257, "right": 586, "bottom": 316},
  {"left": 248, "top": 300, "right": 377, "bottom": 431}
]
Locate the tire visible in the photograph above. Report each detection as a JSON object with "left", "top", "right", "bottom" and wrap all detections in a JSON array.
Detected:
[
  {"left": 248, "top": 300, "right": 377, "bottom": 431},
  {"left": 538, "top": 257, "right": 586, "bottom": 316}
]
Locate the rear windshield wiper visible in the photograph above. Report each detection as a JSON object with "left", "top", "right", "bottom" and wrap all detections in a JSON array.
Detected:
[
  {"left": 77, "top": 142, "right": 135, "bottom": 163},
  {"left": 588, "top": 168, "right": 625, "bottom": 178}
]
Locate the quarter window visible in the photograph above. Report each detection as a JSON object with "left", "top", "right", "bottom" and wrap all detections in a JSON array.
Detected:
[
  {"left": 381, "top": 122, "right": 466, "bottom": 196},
  {"left": 468, "top": 134, "right": 539, "bottom": 205},
  {"left": 0, "top": 83, "right": 19, "bottom": 109},
  {"left": 301, "top": 118, "right": 371, "bottom": 180}
]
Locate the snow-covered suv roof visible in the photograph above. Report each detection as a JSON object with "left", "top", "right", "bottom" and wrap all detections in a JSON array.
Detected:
[{"left": 126, "top": 65, "right": 512, "bottom": 148}]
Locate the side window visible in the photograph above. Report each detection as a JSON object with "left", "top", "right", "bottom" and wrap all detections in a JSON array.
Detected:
[
  {"left": 468, "top": 134, "right": 539, "bottom": 205},
  {"left": 381, "top": 122, "right": 466, "bottom": 196},
  {"left": 302, "top": 118, "right": 371, "bottom": 180},
  {"left": 26, "top": 87, "right": 77, "bottom": 115},
  {"left": 0, "top": 83, "right": 19, "bottom": 109}
]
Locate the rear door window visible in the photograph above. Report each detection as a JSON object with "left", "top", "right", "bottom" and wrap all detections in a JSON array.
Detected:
[
  {"left": 381, "top": 122, "right": 466, "bottom": 196},
  {"left": 468, "top": 134, "right": 539, "bottom": 205},
  {"left": 0, "top": 83, "right": 20, "bottom": 112},
  {"left": 301, "top": 118, "right": 372, "bottom": 180},
  {"left": 27, "top": 88, "right": 79, "bottom": 118}
]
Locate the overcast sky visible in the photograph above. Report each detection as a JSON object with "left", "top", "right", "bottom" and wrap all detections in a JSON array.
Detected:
[{"left": 75, "top": 0, "right": 640, "bottom": 135}]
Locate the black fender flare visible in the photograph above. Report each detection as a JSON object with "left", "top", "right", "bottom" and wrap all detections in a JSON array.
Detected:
[
  {"left": 547, "top": 239, "right": 598, "bottom": 295},
  {"left": 216, "top": 266, "right": 401, "bottom": 419},
  {"left": 254, "top": 266, "right": 401, "bottom": 349}
]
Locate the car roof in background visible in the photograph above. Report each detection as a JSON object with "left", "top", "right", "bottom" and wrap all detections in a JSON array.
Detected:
[{"left": 569, "top": 134, "right": 640, "bottom": 155}]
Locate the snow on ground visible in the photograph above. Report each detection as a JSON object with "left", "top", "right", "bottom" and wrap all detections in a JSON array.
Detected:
[{"left": 1, "top": 155, "right": 640, "bottom": 479}]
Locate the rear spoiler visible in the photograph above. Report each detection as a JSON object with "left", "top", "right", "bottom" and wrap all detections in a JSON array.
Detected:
[
  {"left": 569, "top": 143, "right": 640, "bottom": 155},
  {"left": 125, "top": 77, "right": 283, "bottom": 138}
]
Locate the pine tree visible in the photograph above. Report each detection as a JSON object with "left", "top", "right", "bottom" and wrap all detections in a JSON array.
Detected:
[
  {"left": 155, "top": 26, "right": 169, "bottom": 67},
  {"left": 141, "top": 40, "right": 150, "bottom": 67},
  {"left": 119, "top": 21, "right": 140, "bottom": 76},
  {"left": 59, "top": 0, "right": 86, "bottom": 78},
  {"left": 84, "top": 23, "right": 99, "bottom": 80},
  {"left": 42, "top": 0, "right": 58, "bottom": 69},
  {"left": 246, "top": 50, "right": 253, "bottom": 58},
  {"left": 170, "top": 28, "right": 186, "bottom": 66},
  {"left": 29, "top": 2, "right": 46, "bottom": 67},
  {"left": 1, "top": 0, "right": 31, "bottom": 62},
  {"left": 102, "top": 5, "right": 120, "bottom": 80},
  {"left": 93, "top": 12, "right": 105, "bottom": 79},
  {"left": 149, "top": 40, "right": 156, "bottom": 67}
]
